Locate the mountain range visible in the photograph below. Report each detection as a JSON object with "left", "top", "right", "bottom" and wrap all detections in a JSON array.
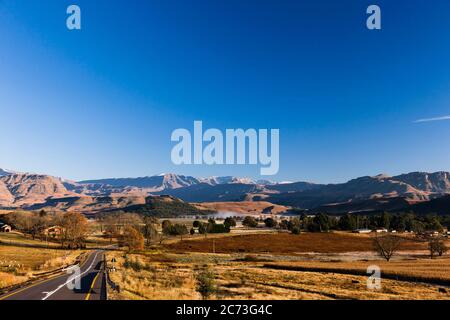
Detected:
[{"left": 0, "top": 169, "right": 449, "bottom": 214}]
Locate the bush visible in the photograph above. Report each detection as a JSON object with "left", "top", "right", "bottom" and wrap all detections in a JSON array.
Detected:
[
  {"left": 165, "top": 224, "right": 189, "bottom": 240},
  {"left": 279, "top": 220, "right": 290, "bottom": 230},
  {"left": 123, "top": 256, "right": 144, "bottom": 272},
  {"left": 195, "top": 268, "right": 216, "bottom": 300},
  {"left": 291, "top": 226, "right": 301, "bottom": 235}
]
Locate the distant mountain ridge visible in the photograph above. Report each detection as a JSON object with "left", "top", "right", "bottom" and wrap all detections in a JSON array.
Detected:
[
  {"left": 79, "top": 173, "right": 200, "bottom": 191},
  {"left": 0, "top": 168, "right": 449, "bottom": 214}
]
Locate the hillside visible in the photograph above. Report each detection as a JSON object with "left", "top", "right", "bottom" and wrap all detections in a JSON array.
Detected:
[
  {"left": 310, "top": 197, "right": 416, "bottom": 215},
  {"left": 25, "top": 195, "right": 146, "bottom": 212},
  {"left": 193, "top": 201, "right": 290, "bottom": 215},
  {"left": 120, "top": 195, "right": 215, "bottom": 217},
  {"left": 406, "top": 195, "right": 450, "bottom": 215},
  {"left": 155, "top": 183, "right": 263, "bottom": 202}
]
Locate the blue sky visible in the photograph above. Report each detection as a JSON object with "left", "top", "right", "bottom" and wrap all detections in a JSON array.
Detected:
[{"left": 1, "top": 0, "right": 450, "bottom": 183}]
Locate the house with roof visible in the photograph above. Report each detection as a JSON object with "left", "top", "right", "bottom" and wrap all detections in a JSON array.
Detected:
[{"left": 0, "top": 222, "right": 12, "bottom": 233}]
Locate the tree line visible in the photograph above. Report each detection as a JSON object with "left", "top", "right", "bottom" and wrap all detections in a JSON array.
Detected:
[
  {"left": 237, "top": 212, "right": 449, "bottom": 235},
  {"left": 3, "top": 210, "right": 88, "bottom": 249}
]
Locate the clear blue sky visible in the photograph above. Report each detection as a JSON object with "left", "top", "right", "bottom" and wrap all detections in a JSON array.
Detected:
[{"left": 1, "top": 0, "right": 450, "bottom": 183}]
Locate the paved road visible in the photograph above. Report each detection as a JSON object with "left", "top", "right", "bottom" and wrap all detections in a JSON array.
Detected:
[{"left": 0, "top": 250, "right": 106, "bottom": 301}]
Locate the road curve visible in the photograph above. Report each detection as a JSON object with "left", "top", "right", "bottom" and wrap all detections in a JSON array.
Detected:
[{"left": 0, "top": 250, "right": 106, "bottom": 301}]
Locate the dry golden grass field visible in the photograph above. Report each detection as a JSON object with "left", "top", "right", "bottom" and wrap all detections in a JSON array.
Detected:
[
  {"left": 0, "top": 232, "right": 86, "bottom": 289},
  {"left": 106, "top": 250, "right": 450, "bottom": 300},
  {"left": 263, "top": 258, "right": 450, "bottom": 285},
  {"left": 104, "top": 232, "right": 450, "bottom": 300}
]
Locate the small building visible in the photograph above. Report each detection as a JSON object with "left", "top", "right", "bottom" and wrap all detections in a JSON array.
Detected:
[
  {"left": 0, "top": 223, "right": 12, "bottom": 233},
  {"left": 43, "top": 226, "right": 64, "bottom": 238},
  {"left": 353, "top": 228, "right": 372, "bottom": 234},
  {"left": 423, "top": 230, "right": 440, "bottom": 237}
]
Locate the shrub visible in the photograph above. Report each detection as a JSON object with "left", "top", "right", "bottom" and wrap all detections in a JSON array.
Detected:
[
  {"left": 207, "top": 223, "right": 230, "bottom": 234},
  {"left": 195, "top": 268, "right": 216, "bottom": 300}
]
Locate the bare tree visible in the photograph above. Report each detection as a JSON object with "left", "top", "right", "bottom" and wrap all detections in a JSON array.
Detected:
[
  {"left": 60, "top": 212, "right": 89, "bottom": 249},
  {"left": 428, "top": 237, "right": 448, "bottom": 259},
  {"left": 142, "top": 216, "right": 159, "bottom": 246},
  {"left": 117, "top": 213, "right": 143, "bottom": 231},
  {"left": 103, "top": 215, "right": 120, "bottom": 244},
  {"left": 373, "top": 234, "right": 403, "bottom": 262}
]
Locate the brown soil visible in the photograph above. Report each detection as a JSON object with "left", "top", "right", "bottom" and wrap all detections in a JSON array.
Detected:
[{"left": 165, "top": 232, "right": 427, "bottom": 254}]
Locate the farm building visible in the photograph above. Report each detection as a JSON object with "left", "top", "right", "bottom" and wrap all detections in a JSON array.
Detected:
[
  {"left": 43, "top": 226, "right": 64, "bottom": 238},
  {"left": 0, "top": 222, "right": 12, "bottom": 232},
  {"left": 353, "top": 228, "right": 372, "bottom": 234}
]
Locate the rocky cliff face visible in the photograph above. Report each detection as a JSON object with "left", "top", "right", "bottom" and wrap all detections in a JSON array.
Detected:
[
  {"left": 393, "top": 172, "right": 450, "bottom": 193},
  {"left": 0, "top": 173, "right": 75, "bottom": 206}
]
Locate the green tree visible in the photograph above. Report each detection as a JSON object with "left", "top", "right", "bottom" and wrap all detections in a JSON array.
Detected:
[
  {"left": 264, "top": 217, "right": 278, "bottom": 228},
  {"left": 242, "top": 216, "right": 258, "bottom": 228},
  {"left": 379, "top": 212, "right": 391, "bottom": 229},
  {"left": 288, "top": 217, "right": 301, "bottom": 231},
  {"left": 193, "top": 220, "right": 201, "bottom": 228},
  {"left": 161, "top": 220, "right": 172, "bottom": 234},
  {"left": 172, "top": 224, "right": 189, "bottom": 240},
  {"left": 313, "top": 213, "right": 331, "bottom": 232},
  {"left": 338, "top": 214, "right": 357, "bottom": 231},
  {"left": 224, "top": 217, "right": 237, "bottom": 229},
  {"left": 198, "top": 222, "right": 208, "bottom": 238},
  {"left": 142, "top": 216, "right": 159, "bottom": 246}
]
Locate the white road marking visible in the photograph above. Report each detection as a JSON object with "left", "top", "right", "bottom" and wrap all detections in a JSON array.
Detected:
[{"left": 41, "top": 251, "right": 100, "bottom": 300}]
